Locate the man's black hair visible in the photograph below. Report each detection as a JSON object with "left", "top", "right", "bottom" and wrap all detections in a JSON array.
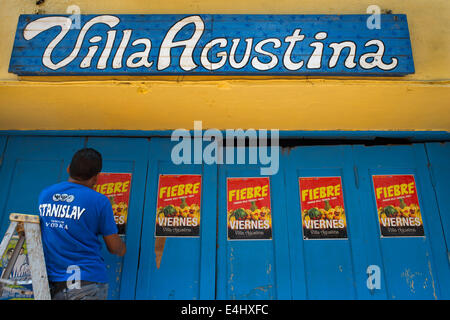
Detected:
[{"left": 69, "top": 148, "right": 102, "bottom": 181}]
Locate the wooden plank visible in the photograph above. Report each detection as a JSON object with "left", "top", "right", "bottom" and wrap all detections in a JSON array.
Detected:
[
  {"left": 0, "top": 233, "right": 26, "bottom": 297},
  {"left": 86, "top": 137, "right": 150, "bottom": 300},
  {"left": 24, "top": 222, "right": 51, "bottom": 300},
  {"left": 352, "top": 144, "right": 449, "bottom": 299},
  {"left": 9, "top": 14, "right": 414, "bottom": 76},
  {"left": 135, "top": 138, "right": 216, "bottom": 300},
  {"left": 0, "top": 221, "right": 18, "bottom": 258},
  {"left": 9, "top": 213, "right": 40, "bottom": 224},
  {"left": 425, "top": 142, "right": 450, "bottom": 267}
]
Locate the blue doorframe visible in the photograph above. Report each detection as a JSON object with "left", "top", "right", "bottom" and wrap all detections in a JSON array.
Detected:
[{"left": 1, "top": 130, "right": 449, "bottom": 142}]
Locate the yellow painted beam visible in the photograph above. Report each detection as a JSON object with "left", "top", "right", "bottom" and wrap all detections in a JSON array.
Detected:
[
  {"left": 0, "top": 0, "right": 448, "bottom": 132},
  {"left": 0, "top": 79, "right": 448, "bottom": 131}
]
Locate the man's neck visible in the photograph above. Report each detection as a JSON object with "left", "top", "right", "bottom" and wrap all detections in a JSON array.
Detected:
[{"left": 68, "top": 177, "right": 93, "bottom": 188}]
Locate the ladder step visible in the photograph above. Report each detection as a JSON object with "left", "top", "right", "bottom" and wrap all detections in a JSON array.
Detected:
[
  {"left": 1, "top": 286, "right": 33, "bottom": 296},
  {"left": 9, "top": 213, "right": 40, "bottom": 224},
  {"left": 0, "top": 278, "right": 32, "bottom": 286}
]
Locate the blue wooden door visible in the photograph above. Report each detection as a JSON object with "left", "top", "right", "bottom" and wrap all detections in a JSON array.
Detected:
[
  {"left": 0, "top": 136, "right": 150, "bottom": 300},
  {"left": 85, "top": 137, "right": 149, "bottom": 300},
  {"left": 0, "top": 137, "right": 84, "bottom": 233},
  {"left": 283, "top": 145, "right": 366, "bottom": 299},
  {"left": 0, "top": 136, "right": 7, "bottom": 172},
  {"left": 282, "top": 144, "right": 450, "bottom": 299},
  {"left": 425, "top": 142, "right": 450, "bottom": 267},
  {"left": 216, "top": 146, "right": 291, "bottom": 299},
  {"left": 135, "top": 138, "right": 217, "bottom": 299},
  {"left": 0, "top": 136, "right": 84, "bottom": 299},
  {"left": 1, "top": 137, "right": 448, "bottom": 300},
  {"left": 352, "top": 144, "right": 450, "bottom": 299}
]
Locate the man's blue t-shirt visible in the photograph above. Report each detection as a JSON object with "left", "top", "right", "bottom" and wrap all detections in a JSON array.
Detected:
[{"left": 38, "top": 181, "right": 118, "bottom": 283}]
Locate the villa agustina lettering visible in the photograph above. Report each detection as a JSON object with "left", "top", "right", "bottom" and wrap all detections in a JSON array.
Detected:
[{"left": 9, "top": 14, "right": 415, "bottom": 75}]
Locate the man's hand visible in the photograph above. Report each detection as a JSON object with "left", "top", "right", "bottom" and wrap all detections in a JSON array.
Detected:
[{"left": 103, "top": 234, "right": 126, "bottom": 256}]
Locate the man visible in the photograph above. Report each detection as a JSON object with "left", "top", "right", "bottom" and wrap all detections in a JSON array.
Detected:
[{"left": 38, "top": 148, "right": 126, "bottom": 300}]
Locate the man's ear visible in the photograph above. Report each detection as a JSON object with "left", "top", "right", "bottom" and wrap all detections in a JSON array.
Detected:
[{"left": 66, "top": 165, "right": 70, "bottom": 174}]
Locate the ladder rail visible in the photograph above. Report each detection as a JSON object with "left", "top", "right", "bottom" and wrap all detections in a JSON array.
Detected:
[
  {"left": 0, "top": 222, "right": 20, "bottom": 297},
  {"left": 23, "top": 221, "right": 50, "bottom": 300},
  {"left": 0, "top": 221, "right": 18, "bottom": 258},
  {"left": 1, "top": 234, "right": 25, "bottom": 282},
  {"left": 0, "top": 214, "right": 51, "bottom": 300}
]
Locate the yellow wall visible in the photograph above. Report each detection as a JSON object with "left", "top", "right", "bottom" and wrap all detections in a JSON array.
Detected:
[{"left": 0, "top": 0, "right": 449, "bottom": 131}]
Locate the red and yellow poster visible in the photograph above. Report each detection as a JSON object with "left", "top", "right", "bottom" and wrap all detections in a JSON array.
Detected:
[
  {"left": 372, "top": 175, "right": 424, "bottom": 237},
  {"left": 155, "top": 174, "right": 202, "bottom": 237},
  {"left": 227, "top": 177, "right": 272, "bottom": 240},
  {"left": 94, "top": 173, "right": 132, "bottom": 235},
  {"left": 299, "top": 177, "right": 348, "bottom": 239}
]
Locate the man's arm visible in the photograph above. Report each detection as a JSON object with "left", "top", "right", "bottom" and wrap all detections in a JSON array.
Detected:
[{"left": 103, "top": 234, "right": 126, "bottom": 257}]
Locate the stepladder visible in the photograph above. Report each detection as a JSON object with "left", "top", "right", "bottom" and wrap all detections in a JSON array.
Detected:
[{"left": 0, "top": 213, "right": 51, "bottom": 300}]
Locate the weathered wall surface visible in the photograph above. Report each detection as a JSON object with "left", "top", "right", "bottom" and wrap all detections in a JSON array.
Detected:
[{"left": 0, "top": 0, "right": 448, "bottom": 131}]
